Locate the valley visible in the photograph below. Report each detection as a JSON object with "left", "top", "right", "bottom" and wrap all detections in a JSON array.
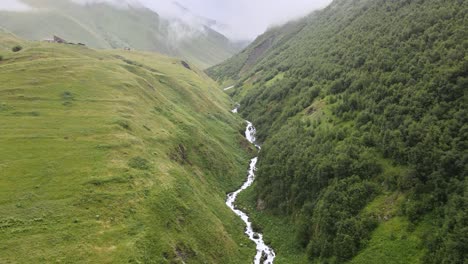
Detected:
[
  {"left": 208, "top": 0, "right": 467, "bottom": 263},
  {"left": 0, "top": 0, "right": 466, "bottom": 263}
]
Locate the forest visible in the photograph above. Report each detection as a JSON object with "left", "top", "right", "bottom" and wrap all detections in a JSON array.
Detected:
[{"left": 208, "top": 0, "right": 467, "bottom": 262}]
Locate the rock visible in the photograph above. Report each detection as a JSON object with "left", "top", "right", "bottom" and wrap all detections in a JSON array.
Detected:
[{"left": 256, "top": 199, "right": 266, "bottom": 211}]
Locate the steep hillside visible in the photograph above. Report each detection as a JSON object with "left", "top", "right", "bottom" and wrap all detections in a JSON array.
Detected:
[
  {"left": 208, "top": 0, "right": 467, "bottom": 263},
  {"left": 0, "top": 34, "right": 255, "bottom": 263},
  {"left": 0, "top": 0, "right": 241, "bottom": 68},
  {"left": 206, "top": 18, "right": 309, "bottom": 87}
]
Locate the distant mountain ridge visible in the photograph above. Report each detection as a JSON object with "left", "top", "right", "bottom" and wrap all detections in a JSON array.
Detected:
[{"left": 0, "top": 0, "right": 244, "bottom": 68}]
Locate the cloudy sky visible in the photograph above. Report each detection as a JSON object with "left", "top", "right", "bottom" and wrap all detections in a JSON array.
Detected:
[
  {"left": 163, "top": 0, "right": 332, "bottom": 40},
  {"left": 1, "top": 0, "right": 31, "bottom": 11},
  {"left": 1, "top": 0, "right": 332, "bottom": 40}
]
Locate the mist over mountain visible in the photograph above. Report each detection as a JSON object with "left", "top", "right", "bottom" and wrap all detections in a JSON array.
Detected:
[
  {"left": 0, "top": 0, "right": 245, "bottom": 68},
  {"left": 0, "top": 0, "right": 332, "bottom": 41}
]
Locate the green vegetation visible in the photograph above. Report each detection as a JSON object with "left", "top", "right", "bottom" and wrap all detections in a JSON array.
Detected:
[
  {"left": 0, "top": 0, "right": 242, "bottom": 68},
  {"left": 207, "top": 19, "right": 308, "bottom": 86},
  {"left": 349, "top": 216, "right": 428, "bottom": 264},
  {"left": 208, "top": 0, "right": 467, "bottom": 263},
  {"left": 0, "top": 33, "right": 254, "bottom": 263},
  {"left": 11, "top": 45, "right": 22, "bottom": 52},
  {"left": 128, "top": 157, "right": 151, "bottom": 170},
  {"left": 237, "top": 183, "right": 309, "bottom": 264}
]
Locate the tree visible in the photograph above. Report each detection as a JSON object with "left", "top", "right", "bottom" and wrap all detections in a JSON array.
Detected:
[{"left": 12, "top": 45, "right": 22, "bottom": 52}]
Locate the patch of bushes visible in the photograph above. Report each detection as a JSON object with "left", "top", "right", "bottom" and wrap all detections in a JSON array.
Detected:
[
  {"left": 123, "top": 59, "right": 143, "bottom": 67},
  {"left": 128, "top": 157, "right": 151, "bottom": 170},
  {"left": 12, "top": 45, "right": 22, "bottom": 52},
  {"left": 181, "top": 61, "right": 191, "bottom": 70},
  {"left": 169, "top": 144, "right": 191, "bottom": 165},
  {"left": 0, "top": 103, "right": 12, "bottom": 112},
  {"left": 61, "top": 91, "right": 74, "bottom": 100},
  {"left": 12, "top": 111, "right": 40, "bottom": 116},
  {"left": 87, "top": 175, "right": 129, "bottom": 186},
  {"left": 115, "top": 119, "right": 131, "bottom": 130}
]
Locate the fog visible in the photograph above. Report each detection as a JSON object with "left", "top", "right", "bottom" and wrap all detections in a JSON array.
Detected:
[
  {"left": 176, "top": 0, "right": 332, "bottom": 40},
  {"left": 0, "top": 0, "right": 332, "bottom": 40},
  {"left": 0, "top": 0, "right": 31, "bottom": 11}
]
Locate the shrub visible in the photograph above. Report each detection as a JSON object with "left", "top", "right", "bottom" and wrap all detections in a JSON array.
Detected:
[
  {"left": 128, "top": 157, "right": 150, "bottom": 170},
  {"left": 12, "top": 45, "right": 22, "bottom": 52},
  {"left": 115, "top": 119, "right": 131, "bottom": 130},
  {"left": 0, "top": 55, "right": 3, "bottom": 61},
  {"left": 61, "top": 91, "right": 74, "bottom": 100}
]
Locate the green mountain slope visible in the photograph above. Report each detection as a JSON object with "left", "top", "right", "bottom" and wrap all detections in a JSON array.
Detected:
[
  {"left": 0, "top": 34, "right": 254, "bottom": 263},
  {"left": 208, "top": 0, "right": 467, "bottom": 263},
  {"left": 207, "top": 18, "right": 308, "bottom": 86},
  {"left": 0, "top": 0, "right": 241, "bottom": 68}
]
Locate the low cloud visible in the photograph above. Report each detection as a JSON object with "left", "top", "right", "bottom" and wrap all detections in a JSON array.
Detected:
[
  {"left": 68, "top": 0, "right": 333, "bottom": 40},
  {"left": 174, "top": 0, "right": 332, "bottom": 40},
  {"left": 1, "top": 0, "right": 333, "bottom": 40},
  {"left": 70, "top": 0, "right": 143, "bottom": 8},
  {"left": 0, "top": 0, "right": 31, "bottom": 11},
  {"left": 73, "top": 0, "right": 214, "bottom": 45}
]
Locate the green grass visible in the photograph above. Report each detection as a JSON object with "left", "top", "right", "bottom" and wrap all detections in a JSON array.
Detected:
[
  {"left": 350, "top": 191, "right": 429, "bottom": 264},
  {"left": 0, "top": 35, "right": 255, "bottom": 263},
  {"left": 265, "top": 72, "right": 285, "bottom": 87},
  {"left": 350, "top": 217, "right": 427, "bottom": 264}
]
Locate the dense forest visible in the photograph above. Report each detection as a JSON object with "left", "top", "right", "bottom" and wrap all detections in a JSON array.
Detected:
[{"left": 208, "top": 0, "right": 467, "bottom": 263}]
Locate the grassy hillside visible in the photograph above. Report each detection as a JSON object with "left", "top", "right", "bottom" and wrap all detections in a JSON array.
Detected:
[
  {"left": 208, "top": 0, "right": 467, "bottom": 263},
  {"left": 0, "top": 0, "right": 241, "bottom": 68},
  {"left": 0, "top": 34, "right": 255, "bottom": 263}
]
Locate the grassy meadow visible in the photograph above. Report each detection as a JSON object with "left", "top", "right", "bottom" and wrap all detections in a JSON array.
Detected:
[{"left": 0, "top": 33, "right": 255, "bottom": 263}]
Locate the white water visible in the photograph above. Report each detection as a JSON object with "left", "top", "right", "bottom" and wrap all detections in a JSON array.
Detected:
[
  {"left": 231, "top": 104, "right": 239, "bottom": 113},
  {"left": 223, "top": 85, "right": 235, "bottom": 91},
  {"left": 226, "top": 107, "right": 276, "bottom": 264}
]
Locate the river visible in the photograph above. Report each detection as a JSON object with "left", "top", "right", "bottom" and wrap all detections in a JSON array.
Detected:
[{"left": 226, "top": 107, "right": 276, "bottom": 264}]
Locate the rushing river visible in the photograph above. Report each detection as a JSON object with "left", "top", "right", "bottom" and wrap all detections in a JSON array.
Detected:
[{"left": 226, "top": 107, "right": 276, "bottom": 264}]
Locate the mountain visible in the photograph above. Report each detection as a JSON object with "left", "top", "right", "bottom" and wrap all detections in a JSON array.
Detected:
[
  {"left": 0, "top": 0, "right": 243, "bottom": 68},
  {"left": 0, "top": 32, "right": 256, "bottom": 263},
  {"left": 208, "top": 0, "right": 467, "bottom": 263},
  {"left": 207, "top": 18, "right": 309, "bottom": 85}
]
